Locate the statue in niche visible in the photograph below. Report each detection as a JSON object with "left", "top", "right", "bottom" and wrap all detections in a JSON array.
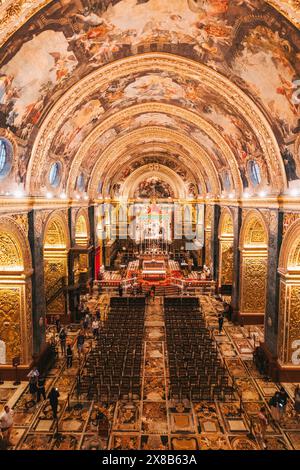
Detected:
[
  {"left": 0, "top": 339, "right": 6, "bottom": 364},
  {"left": 281, "top": 146, "right": 299, "bottom": 181}
]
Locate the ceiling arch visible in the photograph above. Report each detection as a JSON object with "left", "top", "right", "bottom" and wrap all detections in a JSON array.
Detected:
[
  {"left": 87, "top": 126, "right": 222, "bottom": 198},
  {"left": 25, "top": 52, "right": 286, "bottom": 196},
  {"left": 66, "top": 102, "right": 243, "bottom": 197}
]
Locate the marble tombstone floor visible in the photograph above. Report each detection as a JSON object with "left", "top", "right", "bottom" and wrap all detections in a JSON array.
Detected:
[{"left": 1, "top": 294, "right": 300, "bottom": 450}]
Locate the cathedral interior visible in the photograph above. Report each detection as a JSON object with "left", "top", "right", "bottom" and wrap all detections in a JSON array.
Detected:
[{"left": 1, "top": 0, "right": 300, "bottom": 452}]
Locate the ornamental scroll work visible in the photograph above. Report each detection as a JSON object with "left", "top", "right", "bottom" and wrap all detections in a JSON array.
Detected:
[
  {"left": 241, "top": 258, "right": 267, "bottom": 313},
  {"left": 221, "top": 243, "right": 233, "bottom": 286},
  {"left": 0, "top": 287, "right": 21, "bottom": 363},
  {"left": 0, "top": 232, "right": 22, "bottom": 268}
]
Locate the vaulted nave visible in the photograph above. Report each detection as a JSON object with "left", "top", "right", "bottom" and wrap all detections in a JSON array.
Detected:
[{"left": 1, "top": 0, "right": 300, "bottom": 453}]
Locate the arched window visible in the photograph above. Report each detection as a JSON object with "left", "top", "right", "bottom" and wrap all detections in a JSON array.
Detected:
[
  {"left": 49, "top": 162, "right": 61, "bottom": 187},
  {"left": 76, "top": 172, "right": 85, "bottom": 192},
  {"left": 0, "top": 138, "right": 13, "bottom": 179},
  {"left": 222, "top": 170, "right": 231, "bottom": 191},
  {"left": 248, "top": 160, "right": 261, "bottom": 187}
]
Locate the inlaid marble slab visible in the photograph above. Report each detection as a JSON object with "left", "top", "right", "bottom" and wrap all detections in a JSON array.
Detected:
[
  {"left": 143, "top": 376, "right": 165, "bottom": 401},
  {"left": 109, "top": 433, "right": 140, "bottom": 450},
  {"left": 171, "top": 436, "right": 198, "bottom": 450},
  {"left": 142, "top": 403, "right": 168, "bottom": 434},
  {"left": 141, "top": 435, "right": 169, "bottom": 450},
  {"left": 197, "top": 433, "right": 230, "bottom": 450},
  {"left": 113, "top": 401, "right": 140, "bottom": 431},
  {"left": 170, "top": 412, "right": 195, "bottom": 433}
]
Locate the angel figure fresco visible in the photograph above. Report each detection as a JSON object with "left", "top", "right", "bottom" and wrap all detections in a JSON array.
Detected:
[{"left": 49, "top": 52, "right": 77, "bottom": 82}]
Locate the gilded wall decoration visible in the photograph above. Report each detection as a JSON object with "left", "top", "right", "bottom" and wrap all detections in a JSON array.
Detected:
[
  {"left": 205, "top": 230, "right": 212, "bottom": 268},
  {"left": 0, "top": 231, "right": 23, "bottom": 268},
  {"left": 241, "top": 258, "right": 267, "bottom": 313},
  {"left": 283, "top": 213, "right": 300, "bottom": 237},
  {"left": 0, "top": 287, "right": 21, "bottom": 363},
  {"left": 278, "top": 281, "right": 286, "bottom": 363},
  {"left": 44, "top": 259, "right": 66, "bottom": 314},
  {"left": 220, "top": 242, "right": 233, "bottom": 286},
  {"left": 288, "top": 285, "right": 300, "bottom": 362}
]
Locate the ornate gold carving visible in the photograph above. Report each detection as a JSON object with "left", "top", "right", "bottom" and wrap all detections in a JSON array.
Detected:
[
  {"left": 283, "top": 213, "right": 300, "bottom": 236},
  {"left": 220, "top": 242, "right": 233, "bottom": 286},
  {"left": 0, "top": 231, "right": 23, "bottom": 268},
  {"left": 288, "top": 285, "right": 300, "bottom": 362},
  {"left": 241, "top": 257, "right": 267, "bottom": 313},
  {"left": 44, "top": 259, "right": 66, "bottom": 314},
  {"left": 0, "top": 287, "right": 21, "bottom": 363}
]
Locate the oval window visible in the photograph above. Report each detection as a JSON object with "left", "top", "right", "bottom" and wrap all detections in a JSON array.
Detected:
[
  {"left": 0, "top": 138, "right": 13, "bottom": 179},
  {"left": 76, "top": 172, "right": 85, "bottom": 192},
  {"left": 248, "top": 160, "right": 261, "bottom": 187},
  {"left": 49, "top": 162, "right": 61, "bottom": 187}
]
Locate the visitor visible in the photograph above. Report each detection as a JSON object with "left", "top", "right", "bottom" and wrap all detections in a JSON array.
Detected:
[
  {"left": 55, "top": 315, "right": 61, "bottom": 334},
  {"left": 0, "top": 405, "right": 14, "bottom": 444},
  {"left": 217, "top": 313, "right": 224, "bottom": 334},
  {"left": 58, "top": 327, "right": 67, "bottom": 356},
  {"left": 269, "top": 391, "right": 281, "bottom": 421},
  {"left": 77, "top": 330, "right": 85, "bottom": 359},
  {"left": 95, "top": 310, "right": 100, "bottom": 321},
  {"left": 27, "top": 367, "right": 39, "bottom": 401},
  {"left": 83, "top": 313, "right": 90, "bottom": 336},
  {"left": 48, "top": 387, "right": 60, "bottom": 420},
  {"left": 92, "top": 318, "right": 100, "bottom": 339},
  {"left": 36, "top": 375, "right": 46, "bottom": 403},
  {"left": 118, "top": 284, "right": 123, "bottom": 297},
  {"left": 278, "top": 387, "right": 288, "bottom": 421},
  {"left": 257, "top": 406, "right": 268, "bottom": 449},
  {"left": 66, "top": 344, "right": 73, "bottom": 368}
]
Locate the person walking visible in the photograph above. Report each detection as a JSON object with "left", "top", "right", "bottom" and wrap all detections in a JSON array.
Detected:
[
  {"left": 83, "top": 313, "right": 90, "bottom": 337},
  {"left": 0, "top": 405, "right": 14, "bottom": 444},
  {"left": 217, "top": 313, "right": 224, "bottom": 334},
  {"left": 48, "top": 387, "right": 60, "bottom": 420},
  {"left": 66, "top": 344, "right": 73, "bottom": 368},
  {"left": 77, "top": 330, "right": 85, "bottom": 359},
  {"left": 92, "top": 318, "right": 100, "bottom": 339},
  {"left": 58, "top": 327, "right": 67, "bottom": 356},
  {"left": 257, "top": 406, "right": 268, "bottom": 449},
  {"left": 36, "top": 376, "right": 46, "bottom": 403}
]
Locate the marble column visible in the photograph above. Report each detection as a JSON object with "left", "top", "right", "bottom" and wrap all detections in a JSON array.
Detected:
[
  {"left": 211, "top": 204, "right": 220, "bottom": 283},
  {"left": 263, "top": 209, "right": 283, "bottom": 357},
  {"left": 28, "top": 210, "right": 47, "bottom": 355},
  {"left": 230, "top": 206, "right": 242, "bottom": 320}
]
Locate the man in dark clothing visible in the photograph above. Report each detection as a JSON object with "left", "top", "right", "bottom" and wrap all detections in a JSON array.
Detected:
[
  {"left": 77, "top": 331, "right": 85, "bottom": 359},
  {"left": 58, "top": 327, "right": 67, "bottom": 355},
  {"left": 55, "top": 316, "right": 61, "bottom": 334},
  {"left": 66, "top": 344, "right": 73, "bottom": 368},
  {"left": 36, "top": 376, "right": 46, "bottom": 402},
  {"left": 218, "top": 313, "right": 224, "bottom": 334},
  {"left": 278, "top": 387, "right": 288, "bottom": 421},
  {"left": 48, "top": 387, "right": 60, "bottom": 419},
  {"left": 118, "top": 284, "right": 123, "bottom": 297}
]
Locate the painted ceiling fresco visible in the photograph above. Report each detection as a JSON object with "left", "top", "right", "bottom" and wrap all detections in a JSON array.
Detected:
[{"left": 0, "top": 0, "right": 299, "bottom": 197}]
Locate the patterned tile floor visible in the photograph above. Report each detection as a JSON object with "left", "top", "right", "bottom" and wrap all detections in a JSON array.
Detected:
[{"left": 1, "top": 294, "right": 300, "bottom": 450}]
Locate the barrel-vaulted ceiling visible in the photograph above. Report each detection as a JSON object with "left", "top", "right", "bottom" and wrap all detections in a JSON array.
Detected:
[{"left": 0, "top": 0, "right": 299, "bottom": 200}]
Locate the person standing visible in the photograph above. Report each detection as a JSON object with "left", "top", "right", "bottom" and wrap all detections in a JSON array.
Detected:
[
  {"left": 278, "top": 387, "right": 288, "bottom": 422},
  {"left": 27, "top": 367, "right": 39, "bottom": 402},
  {"left": 92, "top": 318, "right": 99, "bottom": 339},
  {"left": 269, "top": 391, "right": 280, "bottom": 422},
  {"left": 48, "top": 387, "right": 60, "bottom": 420},
  {"left": 66, "top": 344, "right": 73, "bottom": 368},
  {"left": 118, "top": 284, "right": 123, "bottom": 297},
  {"left": 77, "top": 330, "right": 85, "bottom": 359},
  {"left": 58, "top": 327, "right": 67, "bottom": 356},
  {"left": 55, "top": 315, "right": 61, "bottom": 334},
  {"left": 36, "top": 376, "right": 46, "bottom": 403},
  {"left": 217, "top": 313, "right": 224, "bottom": 334},
  {"left": 257, "top": 406, "right": 268, "bottom": 449},
  {"left": 0, "top": 405, "right": 14, "bottom": 444}
]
